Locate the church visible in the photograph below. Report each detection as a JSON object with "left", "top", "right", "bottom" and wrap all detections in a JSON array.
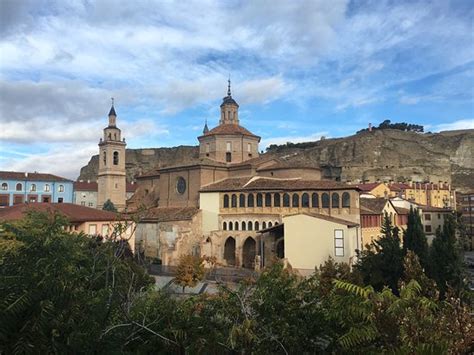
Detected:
[{"left": 99, "top": 81, "right": 362, "bottom": 274}]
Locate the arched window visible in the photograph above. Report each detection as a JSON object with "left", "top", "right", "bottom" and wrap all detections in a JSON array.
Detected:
[
  {"left": 103, "top": 151, "right": 106, "bottom": 165},
  {"left": 274, "top": 193, "right": 281, "bottom": 207},
  {"left": 268, "top": 222, "right": 273, "bottom": 228},
  {"left": 231, "top": 194, "right": 237, "bottom": 208},
  {"left": 262, "top": 221, "right": 267, "bottom": 229},
  {"left": 312, "top": 193, "right": 319, "bottom": 207},
  {"left": 113, "top": 151, "right": 119, "bottom": 165},
  {"left": 234, "top": 221, "right": 239, "bottom": 230},
  {"left": 342, "top": 192, "right": 351, "bottom": 208},
  {"left": 248, "top": 221, "right": 253, "bottom": 230},
  {"left": 223, "top": 222, "right": 227, "bottom": 230},
  {"left": 241, "top": 221, "right": 246, "bottom": 231},
  {"left": 265, "top": 193, "right": 272, "bottom": 207},
  {"left": 44, "top": 184, "right": 50, "bottom": 192},
  {"left": 247, "top": 194, "right": 254, "bottom": 207},
  {"left": 58, "top": 185, "right": 64, "bottom": 192},
  {"left": 239, "top": 194, "right": 245, "bottom": 208},
  {"left": 16, "top": 183, "right": 22, "bottom": 191},
  {"left": 1, "top": 183, "right": 7, "bottom": 190},
  {"left": 223, "top": 194, "right": 229, "bottom": 208},
  {"left": 283, "top": 193, "right": 290, "bottom": 207},
  {"left": 255, "top": 221, "right": 260, "bottom": 231},
  {"left": 229, "top": 221, "right": 233, "bottom": 231},
  {"left": 322, "top": 193, "right": 330, "bottom": 208},
  {"left": 292, "top": 193, "right": 299, "bottom": 207},
  {"left": 256, "top": 193, "right": 263, "bottom": 207},
  {"left": 302, "top": 193, "right": 309, "bottom": 207},
  {"left": 30, "top": 184, "right": 36, "bottom": 192},
  {"left": 332, "top": 193, "right": 340, "bottom": 208},
  {"left": 275, "top": 221, "right": 279, "bottom": 225}
]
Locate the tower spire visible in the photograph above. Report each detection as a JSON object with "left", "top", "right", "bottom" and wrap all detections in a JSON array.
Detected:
[
  {"left": 203, "top": 118, "right": 209, "bottom": 134},
  {"left": 227, "top": 75, "right": 231, "bottom": 97},
  {"left": 108, "top": 97, "right": 116, "bottom": 117}
]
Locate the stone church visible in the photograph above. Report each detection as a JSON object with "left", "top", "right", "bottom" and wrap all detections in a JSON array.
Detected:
[{"left": 123, "top": 81, "right": 362, "bottom": 274}]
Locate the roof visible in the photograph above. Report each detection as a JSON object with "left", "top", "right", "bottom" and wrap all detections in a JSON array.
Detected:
[
  {"left": 0, "top": 203, "right": 121, "bottom": 223},
  {"left": 0, "top": 171, "right": 72, "bottom": 182},
  {"left": 200, "top": 124, "right": 260, "bottom": 139},
  {"left": 108, "top": 105, "right": 116, "bottom": 116},
  {"left": 416, "top": 204, "right": 453, "bottom": 212},
  {"left": 353, "top": 182, "right": 384, "bottom": 192},
  {"left": 201, "top": 176, "right": 358, "bottom": 192},
  {"left": 73, "top": 181, "right": 137, "bottom": 193},
  {"left": 220, "top": 95, "right": 239, "bottom": 107},
  {"left": 140, "top": 207, "right": 199, "bottom": 222},
  {"left": 394, "top": 207, "right": 410, "bottom": 215},
  {"left": 256, "top": 158, "right": 320, "bottom": 171},
  {"left": 360, "top": 198, "right": 390, "bottom": 215}
]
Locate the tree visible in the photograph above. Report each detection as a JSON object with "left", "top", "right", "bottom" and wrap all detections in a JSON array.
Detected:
[
  {"left": 102, "top": 199, "right": 117, "bottom": 212},
  {"left": 356, "top": 213, "right": 404, "bottom": 292},
  {"left": 173, "top": 255, "right": 206, "bottom": 293},
  {"left": 428, "top": 214, "right": 465, "bottom": 297},
  {"left": 403, "top": 207, "right": 428, "bottom": 267}
]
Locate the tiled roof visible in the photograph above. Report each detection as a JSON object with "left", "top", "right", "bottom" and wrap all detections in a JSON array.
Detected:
[
  {"left": 0, "top": 203, "right": 121, "bottom": 223},
  {"left": 201, "top": 176, "right": 358, "bottom": 192},
  {"left": 360, "top": 198, "right": 390, "bottom": 214},
  {"left": 353, "top": 182, "right": 383, "bottom": 192},
  {"left": 256, "top": 158, "right": 319, "bottom": 171},
  {"left": 140, "top": 207, "right": 199, "bottom": 222},
  {"left": 73, "top": 181, "right": 137, "bottom": 193},
  {"left": 394, "top": 207, "right": 410, "bottom": 215},
  {"left": 416, "top": 204, "right": 452, "bottom": 212},
  {"left": 200, "top": 124, "right": 260, "bottom": 138},
  {"left": 0, "top": 171, "right": 72, "bottom": 182}
]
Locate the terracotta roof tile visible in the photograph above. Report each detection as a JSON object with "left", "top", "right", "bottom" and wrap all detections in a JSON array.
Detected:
[
  {"left": 140, "top": 207, "right": 199, "bottom": 222},
  {"left": 0, "top": 171, "right": 72, "bottom": 182},
  {"left": 199, "top": 124, "right": 260, "bottom": 139},
  {"left": 73, "top": 181, "right": 137, "bottom": 193},
  {"left": 353, "top": 182, "right": 384, "bottom": 192},
  {"left": 0, "top": 203, "right": 121, "bottom": 222},
  {"left": 360, "top": 198, "right": 390, "bottom": 215}
]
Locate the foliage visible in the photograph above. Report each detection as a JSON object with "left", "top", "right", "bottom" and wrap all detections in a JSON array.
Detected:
[
  {"left": 102, "top": 199, "right": 117, "bottom": 212},
  {"left": 356, "top": 213, "right": 404, "bottom": 293},
  {"left": 356, "top": 119, "right": 424, "bottom": 134},
  {"left": 403, "top": 207, "right": 429, "bottom": 267},
  {"left": 173, "top": 255, "right": 206, "bottom": 293}
]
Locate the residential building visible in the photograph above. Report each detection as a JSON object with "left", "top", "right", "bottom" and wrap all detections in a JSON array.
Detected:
[
  {"left": 457, "top": 191, "right": 474, "bottom": 250},
  {"left": 73, "top": 180, "right": 137, "bottom": 209},
  {"left": 0, "top": 171, "right": 73, "bottom": 207}
]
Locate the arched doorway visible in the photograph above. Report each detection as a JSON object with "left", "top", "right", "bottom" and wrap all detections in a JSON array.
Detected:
[
  {"left": 224, "top": 237, "right": 236, "bottom": 266},
  {"left": 242, "top": 237, "right": 256, "bottom": 269},
  {"left": 276, "top": 239, "right": 284, "bottom": 259}
]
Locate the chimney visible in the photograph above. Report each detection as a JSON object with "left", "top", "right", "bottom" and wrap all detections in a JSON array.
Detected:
[
  {"left": 87, "top": 179, "right": 90, "bottom": 184},
  {"left": 368, "top": 123, "right": 372, "bottom": 132},
  {"left": 25, "top": 172, "right": 28, "bottom": 178}
]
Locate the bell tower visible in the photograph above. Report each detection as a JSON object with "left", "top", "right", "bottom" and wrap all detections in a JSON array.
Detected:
[
  {"left": 97, "top": 99, "right": 127, "bottom": 211},
  {"left": 219, "top": 78, "right": 239, "bottom": 125}
]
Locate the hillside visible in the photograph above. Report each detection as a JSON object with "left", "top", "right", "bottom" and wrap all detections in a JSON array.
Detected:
[{"left": 78, "top": 129, "right": 474, "bottom": 192}]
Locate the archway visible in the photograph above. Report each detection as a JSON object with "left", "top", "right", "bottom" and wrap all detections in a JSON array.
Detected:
[
  {"left": 242, "top": 237, "right": 256, "bottom": 269},
  {"left": 224, "top": 237, "right": 236, "bottom": 266},
  {"left": 276, "top": 239, "right": 284, "bottom": 259}
]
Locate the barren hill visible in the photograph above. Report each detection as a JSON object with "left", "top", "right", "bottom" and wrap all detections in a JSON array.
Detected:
[{"left": 78, "top": 129, "right": 474, "bottom": 192}]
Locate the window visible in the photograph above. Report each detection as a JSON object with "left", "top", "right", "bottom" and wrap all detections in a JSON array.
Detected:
[
  {"left": 226, "top": 152, "right": 232, "bottom": 162},
  {"left": 81, "top": 201, "right": 86, "bottom": 206},
  {"left": 342, "top": 192, "right": 350, "bottom": 208},
  {"left": 30, "top": 184, "right": 36, "bottom": 192},
  {"left": 241, "top": 221, "right": 246, "bottom": 231},
  {"left": 274, "top": 193, "right": 281, "bottom": 207},
  {"left": 302, "top": 193, "right": 309, "bottom": 207},
  {"left": 231, "top": 194, "right": 237, "bottom": 208},
  {"left": 292, "top": 193, "right": 299, "bottom": 207},
  {"left": 424, "top": 214, "right": 431, "bottom": 221},
  {"left": 13, "top": 195, "right": 23, "bottom": 205},
  {"left": 312, "top": 193, "right": 319, "bottom": 207},
  {"left": 265, "top": 193, "right": 272, "bottom": 207},
  {"left": 234, "top": 221, "right": 239, "bottom": 231},
  {"left": 425, "top": 225, "right": 432, "bottom": 233},
  {"left": 262, "top": 221, "right": 267, "bottom": 229},
  {"left": 223, "top": 194, "right": 229, "bottom": 208},
  {"left": 42, "top": 196, "right": 50, "bottom": 203},
  {"left": 58, "top": 198, "right": 63, "bottom": 203},
  {"left": 437, "top": 213, "right": 441, "bottom": 219},
  {"left": 255, "top": 221, "right": 259, "bottom": 231},
  {"left": 268, "top": 222, "right": 273, "bottom": 228},
  {"left": 16, "top": 183, "right": 22, "bottom": 191},
  {"left": 28, "top": 196, "right": 37, "bottom": 203},
  {"left": 176, "top": 177, "right": 186, "bottom": 194},
  {"left": 248, "top": 221, "right": 253, "bottom": 230},
  {"left": 88, "top": 202, "right": 94, "bottom": 207},
  {"left": 226, "top": 142, "right": 232, "bottom": 152},
  {"left": 103, "top": 151, "right": 107, "bottom": 165},
  {"left": 239, "top": 194, "right": 245, "bottom": 207},
  {"left": 332, "top": 193, "right": 340, "bottom": 208},
  {"left": 322, "top": 193, "right": 330, "bottom": 208},
  {"left": 0, "top": 195, "right": 9, "bottom": 206},
  {"left": 44, "top": 184, "right": 50, "bottom": 192},
  {"left": 229, "top": 222, "right": 233, "bottom": 231},
  {"left": 101, "top": 225, "right": 109, "bottom": 236},
  {"left": 247, "top": 194, "right": 254, "bottom": 207},
  {"left": 283, "top": 193, "right": 290, "bottom": 207},
  {"left": 113, "top": 151, "right": 119, "bottom": 165},
  {"left": 256, "top": 193, "right": 263, "bottom": 207},
  {"left": 1, "top": 183, "right": 7, "bottom": 190},
  {"left": 223, "top": 222, "right": 227, "bottom": 230},
  {"left": 89, "top": 224, "right": 97, "bottom": 235},
  {"left": 58, "top": 185, "right": 64, "bottom": 192},
  {"left": 334, "top": 230, "right": 344, "bottom": 256}
]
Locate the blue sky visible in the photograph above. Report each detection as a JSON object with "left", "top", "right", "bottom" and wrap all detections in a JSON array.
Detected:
[{"left": 0, "top": 0, "right": 473, "bottom": 179}]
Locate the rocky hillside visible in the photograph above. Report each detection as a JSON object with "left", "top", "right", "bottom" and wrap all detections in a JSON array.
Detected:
[{"left": 78, "top": 129, "right": 474, "bottom": 192}]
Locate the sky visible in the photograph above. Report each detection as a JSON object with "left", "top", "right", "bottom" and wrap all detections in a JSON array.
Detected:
[{"left": 0, "top": 0, "right": 473, "bottom": 179}]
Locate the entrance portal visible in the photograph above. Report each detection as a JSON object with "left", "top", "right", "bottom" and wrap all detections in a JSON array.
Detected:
[
  {"left": 276, "top": 239, "right": 284, "bottom": 259},
  {"left": 242, "top": 237, "right": 256, "bottom": 269},
  {"left": 224, "top": 237, "right": 236, "bottom": 266}
]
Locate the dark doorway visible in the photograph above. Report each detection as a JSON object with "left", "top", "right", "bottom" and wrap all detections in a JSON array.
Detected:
[
  {"left": 224, "top": 237, "right": 236, "bottom": 266},
  {"left": 242, "top": 237, "right": 256, "bottom": 269},
  {"left": 276, "top": 239, "right": 284, "bottom": 259}
]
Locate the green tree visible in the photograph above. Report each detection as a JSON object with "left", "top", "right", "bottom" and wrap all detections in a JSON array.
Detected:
[
  {"left": 102, "top": 199, "right": 117, "bottom": 212},
  {"left": 356, "top": 213, "right": 404, "bottom": 293},
  {"left": 403, "top": 207, "right": 428, "bottom": 267},
  {"left": 428, "top": 214, "right": 465, "bottom": 297}
]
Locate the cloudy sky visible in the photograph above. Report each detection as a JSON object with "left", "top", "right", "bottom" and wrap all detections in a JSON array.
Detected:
[{"left": 0, "top": 0, "right": 473, "bottom": 179}]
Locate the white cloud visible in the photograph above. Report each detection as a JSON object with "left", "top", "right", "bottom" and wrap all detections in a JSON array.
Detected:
[{"left": 434, "top": 119, "right": 474, "bottom": 132}]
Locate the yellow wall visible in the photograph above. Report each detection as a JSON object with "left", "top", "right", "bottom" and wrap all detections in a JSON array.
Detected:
[
  {"left": 282, "top": 214, "right": 359, "bottom": 272},
  {"left": 200, "top": 192, "right": 220, "bottom": 233},
  {"left": 369, "top": 184, "right": 391, "bottom": 198}
]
